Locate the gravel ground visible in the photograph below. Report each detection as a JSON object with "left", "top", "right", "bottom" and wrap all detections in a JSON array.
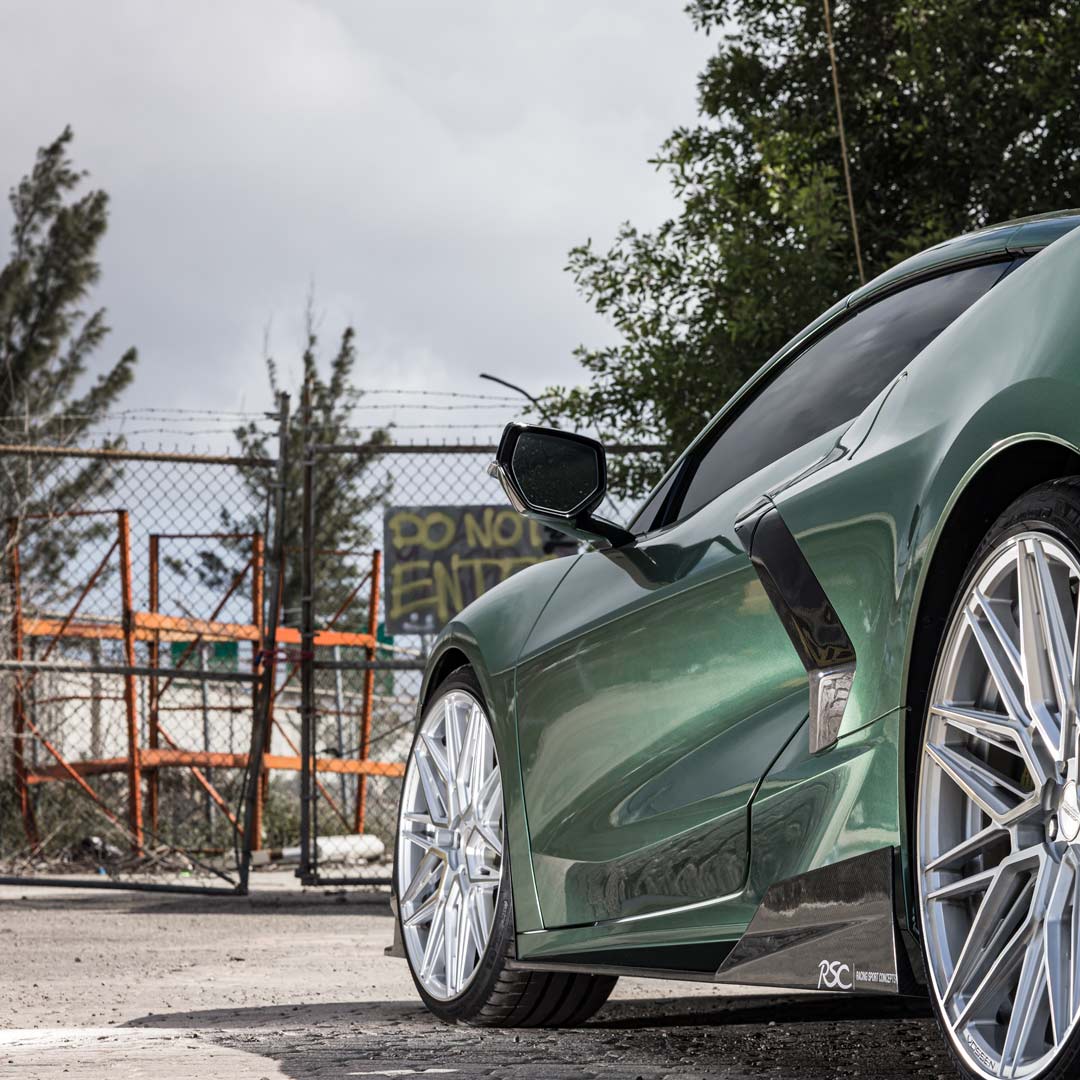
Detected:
[{"left": 0, "top": 879, "right": 954, "bottom": 1079}]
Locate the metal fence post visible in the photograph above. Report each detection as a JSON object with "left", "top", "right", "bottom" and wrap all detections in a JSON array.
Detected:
[
  {"left": 197, "top": 643, "right": 213, "bottom": 829},
  {"left": 356, "top": 548, "right": 382, "bottom": 834},
  {"left": 299, "top": 383, "right": 316, "bottom": 880},
  {"left": 239, "top": 393, "right": 290, "bottom": 892},
  {"left": 147, "top": 534, "right": 160, "bottom": 833},
  {"left": 250, "top": 531, "right": 265, "bottom": 851},
  {"left": 332, "top": 644, "right": 348, "bottom": 813},
  {"left": 117, "top": 510, "right": 144, "bottom": 854},
  {"left": 7, "top": 520, "right": 37, "bottom": 848}
]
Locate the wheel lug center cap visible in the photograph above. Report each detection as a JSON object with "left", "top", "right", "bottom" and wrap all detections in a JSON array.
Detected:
[
  {"left": 1058, "top": 779, "right": 1080, "bottom": 844},
  {"left": 435, "top": 827, "right": 460, "bottom": 850}
]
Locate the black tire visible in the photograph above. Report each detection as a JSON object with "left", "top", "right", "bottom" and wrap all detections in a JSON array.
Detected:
[
  {"left": 396, "top": 665, "right": 617, "bottom": 1027},
  {"left": 916, "top": 477, "right": 1080, "bottom": 1080}
]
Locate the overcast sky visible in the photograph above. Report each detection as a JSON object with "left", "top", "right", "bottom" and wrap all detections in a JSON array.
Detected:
[{"left": 0, "top": 1, "right": 712, "bottom": 447}]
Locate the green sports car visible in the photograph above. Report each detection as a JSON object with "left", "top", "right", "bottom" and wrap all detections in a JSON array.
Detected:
[{"left": 393, "top": 210, "right": 1080, "bottom": 1080}]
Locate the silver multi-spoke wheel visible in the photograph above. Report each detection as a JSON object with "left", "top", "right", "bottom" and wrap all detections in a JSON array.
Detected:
[
  {"left": 397, "top": 688, "right": 503, "bottom": 1001},
  {"left": 919, "top": 530, "right": 1080, "bottom": 1079}
]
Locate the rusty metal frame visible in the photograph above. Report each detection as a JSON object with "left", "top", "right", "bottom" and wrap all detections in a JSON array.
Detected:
[
  {"left": 3, "top": 514, "right": 393, "bottom": 871},
  {"left": 145, "top": 528, "right": 263, "bottom": 839},
  {"left": 270, "top": 559, "right": 378, "bottom": 836},
  {"left": 0, "top": 435, "right": 286, "bottom": 895},
  {"left": 117, "top": 510, "right": 144, "bottom": 851}
]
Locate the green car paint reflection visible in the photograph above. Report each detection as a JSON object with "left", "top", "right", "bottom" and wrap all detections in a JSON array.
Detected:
[{"left": 413, "top": 211, "right": 1080, "bottom": 973}]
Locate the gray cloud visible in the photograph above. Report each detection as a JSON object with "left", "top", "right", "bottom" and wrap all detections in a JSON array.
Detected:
[{"left": 0, "top": 0, "right": 710, "bottom": 444}]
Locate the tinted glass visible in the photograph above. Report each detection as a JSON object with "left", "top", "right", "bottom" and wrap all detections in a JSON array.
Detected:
[
  {"left": 628, "top": 461, "right": 680, "bottom": 534},
  {"left": 673, "top": 261, "right": 1008, "bottom": 521},
  {"left": 511, "top": 431, "right": 600, "bottom": 514}
]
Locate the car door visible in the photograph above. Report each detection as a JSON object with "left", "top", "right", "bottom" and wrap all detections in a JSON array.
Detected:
[{"left": 514, "top": 259, "right": 1015, "bottom": 931}]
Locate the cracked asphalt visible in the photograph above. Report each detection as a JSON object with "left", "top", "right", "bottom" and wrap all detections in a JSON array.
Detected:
[{"left": 0, "top": 881, "right": 955, "bottom": 1079}]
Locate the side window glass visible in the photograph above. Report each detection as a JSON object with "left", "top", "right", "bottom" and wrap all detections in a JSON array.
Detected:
[
  {"left": 669, "top": 260, "right": 1010, "bottom": 522},
  {"left": 628, "top": 461, "right": 680, "bottom": 534}
]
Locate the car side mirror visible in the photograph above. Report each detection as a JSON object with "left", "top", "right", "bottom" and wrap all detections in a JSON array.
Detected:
[{"left": 488, "top": 423, "right": 633, "bottom": 549}]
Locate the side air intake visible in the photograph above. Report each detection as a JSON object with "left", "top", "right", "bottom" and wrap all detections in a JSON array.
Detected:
[{"left": 734, "top": 500, "right": 855, "bottom": 753}]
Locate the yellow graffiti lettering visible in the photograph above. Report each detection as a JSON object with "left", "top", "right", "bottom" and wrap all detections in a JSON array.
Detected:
[
  {"left": 432, "top": 558, "right": 465, "bottom": 623},
  {"left": 388, "top": 560, "right": 436, "bottom": 620},
  {"left": 421, "top": 511, "right": 456, "bottom": 551},
  {"left": 388, "top": 557, "right": 556, "bottom": 625},
  {"left": 492, "top": 510, "right": 523, "bottom": 547},
  {"left": 387, "top": 511, "right": 425, "bottom": 549},
  {"left": 463, "top": 508, "right": 495, "bottom": 548},
  {"left": 387, "top": 509, "right": 457, "bottom": 552}
]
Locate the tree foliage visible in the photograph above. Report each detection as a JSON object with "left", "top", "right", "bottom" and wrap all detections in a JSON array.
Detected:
[
  {"left": 0, "top": 127, "right": 137, "bottom": 596},
  {"left": 542, "top": 1, "right": 1080, "bottom": 495},
  {"left": 232, "top": 308, "right": 390, "bottom": 624}
]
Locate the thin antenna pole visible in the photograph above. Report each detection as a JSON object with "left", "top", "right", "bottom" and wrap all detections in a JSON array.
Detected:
[
  {"left": 823, "top": 0, "right": 866, "bottom": 285},
  {"left": 478, "top": 373, "right": 556, "bottom": 426}
]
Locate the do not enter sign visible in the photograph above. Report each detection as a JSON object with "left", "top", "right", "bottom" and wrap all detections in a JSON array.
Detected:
[{"left": 382, "top": 505, "right": 572, "bottom": 634}]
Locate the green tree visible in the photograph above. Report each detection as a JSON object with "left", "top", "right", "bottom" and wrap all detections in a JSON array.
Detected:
[
  {"left": 0, "top": 127, "right": 137, "bottom": 596},
  {"left": 543, "top": 1, "right": 1080, "bottom": 495},
  {"left": 231, "top": 308, "right": 390, "bottom": 625}
]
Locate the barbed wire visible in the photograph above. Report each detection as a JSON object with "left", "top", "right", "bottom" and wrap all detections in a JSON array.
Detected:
[
  {"left": 0, "top": 410, "right": 269, "bottom": 422},
  {"left": 348, "top": 403, "right": 522, "bottom": 411},
  {"left": 0, "top": 390, "right": 527, "bottom": 427},
  {"left": 0, "top": 389, "right": 563, "bottom": 455},
  {"left": 351, "top": 389, "right": 522, "bottom": 401},
  {"left": 354, "top": 423, "right": 515, "bottom": 431}
]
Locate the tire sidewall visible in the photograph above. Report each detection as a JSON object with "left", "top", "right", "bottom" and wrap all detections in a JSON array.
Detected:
[
  {"left": 915, "top": 481, "right": 1080, "bottom": 1080},
  {"left": 394, "top": 665, "right": 515, "bottom": 1023}
]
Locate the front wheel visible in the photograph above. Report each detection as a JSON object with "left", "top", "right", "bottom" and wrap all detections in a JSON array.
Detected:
[
  {"left": 395, "top": 666, "right": 617, "bottom": 1026},
  {"left": 916, "top": 479, "right": 1080, "bottom": 1079}
]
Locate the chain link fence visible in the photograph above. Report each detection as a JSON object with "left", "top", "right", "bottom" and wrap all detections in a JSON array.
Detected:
[
  {"left": 0, "top": 398, "right": 659, "bottom": 894},
  {"left": 0, "top": 427, "right": 287, "bottom": 892}
]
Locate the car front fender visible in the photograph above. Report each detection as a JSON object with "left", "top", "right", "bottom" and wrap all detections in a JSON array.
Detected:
[{"left": 413, "top": 550, "right": 582, "bottom": 933}]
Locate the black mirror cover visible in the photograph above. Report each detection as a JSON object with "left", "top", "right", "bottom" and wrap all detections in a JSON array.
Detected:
[
  {"left": 489, "top": 423, "right": 632, "bottom": 549},
  {"left": 497, "top": 424, "right": 604, "bottom": 518}
]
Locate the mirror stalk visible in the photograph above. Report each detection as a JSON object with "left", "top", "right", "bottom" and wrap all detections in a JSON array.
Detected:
[{"left": 580, "top": 515, "right": 634, "bottom": 549}]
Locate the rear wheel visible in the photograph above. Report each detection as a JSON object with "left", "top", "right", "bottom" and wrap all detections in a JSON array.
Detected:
[
  {"left": 395, "top": 667, "right": 617, "bottom": 1026},
  {"left": 916, "top": 479, "right": 1080, "bottom": 1079}
]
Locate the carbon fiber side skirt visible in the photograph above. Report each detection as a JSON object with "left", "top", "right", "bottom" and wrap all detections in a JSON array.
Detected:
[{"left": 716, "top": 847, "right": 921, "bottom": 995}]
